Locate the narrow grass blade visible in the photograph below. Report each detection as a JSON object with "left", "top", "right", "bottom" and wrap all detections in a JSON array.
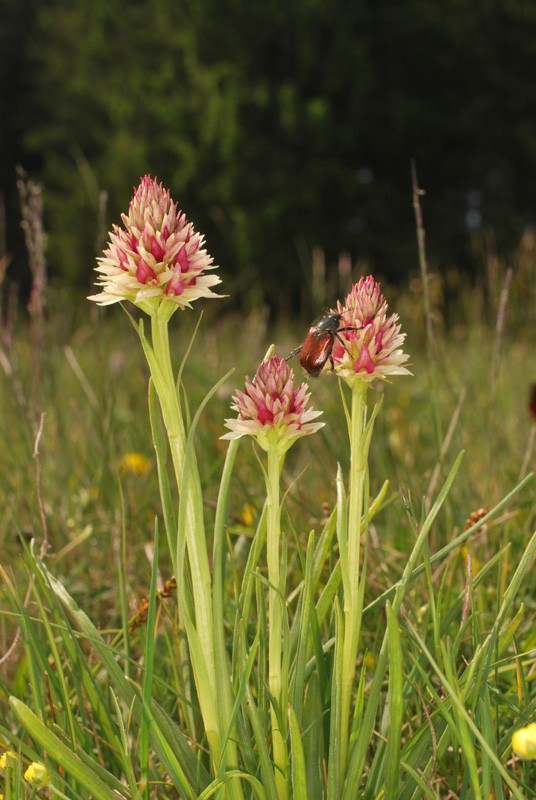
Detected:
[
  {"left": 130, "top": 684, "right": 196, "bottom": 800},
  {"left": 10, "top": 698, "right": 127, "bottom": 800},
  {"left": 408, "top": 623, "right": 526, "bottom": 800},
  {"left": 148, "top": 377, "right": 177, "bottom": 562},
  {"left": 383, "top": 602, "right": 404, "bottom": 798},
  {"left": 292, "top": 531, "right": 316, "bottom": 715},
  {"left": 237, "top": 620, "right": 279, "bottom": 800},
  {"left": 327, "top": 599, "right": 344, "bottom": 800},
  {"left": 312, "top": 480, "right": 388, "bottom": 631},
  {"left": 343, "top": 452, "right": 465, "bottom": 800},
  {"left": 288, "top": 704, "right": 308, "bottom": 800},
  {"left": 441, "top": 642, "right": 481, "bottom": 799},
  {"left": 232, "top": 502, "right": 268, "bottom": 677},
  {"left": 140, "top": 520, "right": 159, "bottom": 795},
  {"left": 34, "top": 555, "right": 208, "bottom": 790},
  {"left": 212, "top": 437, "right": 242, "bottom": 771},
  {"left": 335, "top": 463, "right": 350, "bottom": 601},
  {"left": 400, "top": 761, "right": 438, "bottom": 800},
  {"left": 198, "top": 771, "right": 267, "bottom": 800},
  {"left": 108, "top": 689, "right": 143, "bottom": 800},
  {"left": 303, "top": 675, "right": 325, "bottom": 800},
  {"left": 363, "top": 472, "right": 533, "bottom": 619}
]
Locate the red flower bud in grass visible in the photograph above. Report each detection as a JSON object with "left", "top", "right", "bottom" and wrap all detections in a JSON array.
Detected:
[
  {"left": 332, "top": 276, "right": 411, "bottom": 383},
  {"left": 222, "top": 355, "right": 324, "bottom": 454},
  {"left": 89, "top": 175, "right": 222, "bottom": 313}
]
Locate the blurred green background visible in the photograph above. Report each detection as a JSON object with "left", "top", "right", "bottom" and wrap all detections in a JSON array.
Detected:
[{"left": 2, "top": 0, "right": 536, "bottom": 313}]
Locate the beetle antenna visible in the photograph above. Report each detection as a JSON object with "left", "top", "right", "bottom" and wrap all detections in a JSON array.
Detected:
[{"left": 285, "top": 345, "right": 303, "bottom": 362}]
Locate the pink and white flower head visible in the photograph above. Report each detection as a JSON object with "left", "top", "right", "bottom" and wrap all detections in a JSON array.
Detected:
[
  {"left": 222, "top": 355, "right": 324, "bottom": 454},
  {"left": 331, "top": 276, "right": 411, "bottom": 383},
  {"left": 89, "top": 175, "right": 222, "bottom": 316}
]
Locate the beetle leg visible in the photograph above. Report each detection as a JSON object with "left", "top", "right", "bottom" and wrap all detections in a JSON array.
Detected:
[{"left": 334, "top": 331, "right": 354, "bottom": 356}]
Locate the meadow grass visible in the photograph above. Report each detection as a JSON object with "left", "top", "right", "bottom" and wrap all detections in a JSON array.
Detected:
[{"left": 1, "top": 247, "right": 536, "bottom": 799}]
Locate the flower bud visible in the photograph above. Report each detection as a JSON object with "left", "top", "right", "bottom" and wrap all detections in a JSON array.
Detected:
[{"left": 222, "top": 355, "right": 324, "bottom": 454}]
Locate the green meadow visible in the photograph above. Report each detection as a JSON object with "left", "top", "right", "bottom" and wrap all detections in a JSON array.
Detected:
[{"left": 1, "top": 229, "right": 536, "bottom": 798}]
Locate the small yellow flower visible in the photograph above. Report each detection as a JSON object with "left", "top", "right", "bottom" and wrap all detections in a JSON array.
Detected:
[
  {"left": 241, "top": 504, "right": 255, "bottom": 526},
  {"left": 119, "top": 452, "right": 151, "bottom": 476},
  {"left": 24, "top": 761, "right": 50, "bottom": 786},
  {"left": 365, "top": 653, "right": 375, "bottom": 671},
  {"left": 512, "top": 723, "right": 536, "bottom": 759},
  {"left": 0, "top": 750, "right": 19, "bottom": 769}
]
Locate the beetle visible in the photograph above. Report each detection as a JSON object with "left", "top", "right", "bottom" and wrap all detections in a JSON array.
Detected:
[{"left": 287, "top": 311, "right": 357, "bottom": 377}]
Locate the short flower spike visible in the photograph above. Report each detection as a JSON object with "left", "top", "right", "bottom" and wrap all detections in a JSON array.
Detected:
[
  {"left": 332, "top": 276, "right": 411, "bottom": 382},
  {"left": 222, "top": 355, "right": 324, "bottom": 454},
  {"left": 89, "top": 175, "right": 222, "bottom": 314}
]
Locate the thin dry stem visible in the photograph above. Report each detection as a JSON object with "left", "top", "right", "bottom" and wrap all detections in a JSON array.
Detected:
[
  {"left": 488, "top": 267, "right": 512, "bottom": 493},
  {"left": 64, "top": 345, "right": 99, "bottom": 410},
  {"left": 0, "top": 416, "right": 49, "bottom": 667},
  {"left": 96, "top": 188, "right": 108, "bottom": 257},
  {"left": 460, "top": 551, "right": 473, "bottom": 631},
  {"left": 413, "top": 680, "right": 437, "bottom": 788},
  {"left": 491, "top": 266, "right": 512, "bottom": 390},
  {"left": 426, "top": 387, "right": 466, "bottom": 510},
  {"left": 33, "top": 412, "right": 49, "bottom": 551},
  {"left": 16, "top": 166, "right": 48, "bottom": 338},
  {"left": 411, "top": 160, "right": 434, "bottom": 359},
  {"left": 519, "top": 425, "right": 536, "bottom": 480}
]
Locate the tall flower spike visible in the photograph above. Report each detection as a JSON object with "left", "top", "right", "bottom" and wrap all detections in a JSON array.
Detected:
[
  {"left": 331, "top": 276, "right": 411, "bottom": 383},
  {"left": 89, "top": 175, "right": 222, "bottom": 315},
  {"left": 222, "top": 355, "right": 324, "bottom": 454}
]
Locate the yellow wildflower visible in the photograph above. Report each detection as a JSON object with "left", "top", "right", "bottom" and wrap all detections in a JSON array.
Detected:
[
  {"left": 24, "top": 761, "right": 50, "bottom": 786},
  {"left": 119, "top": 452, "right": 151, "bottom": 476},
  {"left": 0, "top": 750, "right": 18, "bottom": 769},
  {"left": 512, "top": 723, "right": 536, "bottom": 759},
  {"left": 241, "top": 504, "right": 255, "bottom": 527}
]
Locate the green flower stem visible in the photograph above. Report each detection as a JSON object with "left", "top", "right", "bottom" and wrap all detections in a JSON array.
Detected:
[
  {"left": 339, "top": 379, "right": 369, "bottom": 777},
  {"left": 150, "top": 315, "right": 222, "bottom": 768},
  {"left": 266, "top": 443, "right": 288, "bottom": 800}
]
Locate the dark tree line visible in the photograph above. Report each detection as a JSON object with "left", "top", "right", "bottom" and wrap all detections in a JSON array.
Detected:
[{"left": 2, "top": 0, "right": 536, "bottom": 312}]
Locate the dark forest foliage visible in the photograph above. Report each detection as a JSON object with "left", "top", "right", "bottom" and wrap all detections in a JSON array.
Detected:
[{"left": 2, "top": 0, "right": 536, "bottom": 311}]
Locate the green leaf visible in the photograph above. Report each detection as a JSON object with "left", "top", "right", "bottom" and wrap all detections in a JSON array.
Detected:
[
  {"left": 384, "top": 602, "right": 404, "bottom": 798},
  {"left": 33, "top": 556, "right": 208, "bottom": 791},
  {"left": 343, "top": 452, "right": 465, "bottom": 800},
  {"left": 237, "top": 621, "right": 279, "bottom": 800},
  {"left": 148, "top": 377, "right": 177, "bottom": 564},
  {"left": 288, "top": 704, "right": 308, "bottom": 800},
  {"left": 363, "top": 471, "right": 532, "bottom": 619},
  {"left": 10, "top": 698, "right": 126, "bottom": 800},
  {"left": 292, "top": 531, "right": 316, "bottom": 714},
  {"left": 327, "top": 599, "right": 344, "bottom": 800},
  {"left": 303, "top": 675, "right": 325, "bottom": 800},
  {"left": 140, "top": 520, "right": 160, "bottom": 791}
]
